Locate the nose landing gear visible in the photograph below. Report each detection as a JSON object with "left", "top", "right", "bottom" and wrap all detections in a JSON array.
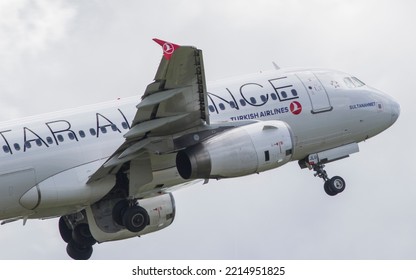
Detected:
[
  {"left": 312, "top": 163, "right": 346, "bottom": 196},
  {"left": 299, "top": 143, "right": 359, "bottom": 196}
]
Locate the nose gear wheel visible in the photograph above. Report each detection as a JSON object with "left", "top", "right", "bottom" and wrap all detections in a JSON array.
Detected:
[{"left": 312, "top": 163, "right": 346, "bottom": 196}]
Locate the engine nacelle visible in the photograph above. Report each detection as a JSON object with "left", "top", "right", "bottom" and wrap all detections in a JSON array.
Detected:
[
  {"left": 176, "top": 121, "right": 293, "bottom": 179},
  {"left": 86, "top": 193, "right": 176, "bottom": 243}
]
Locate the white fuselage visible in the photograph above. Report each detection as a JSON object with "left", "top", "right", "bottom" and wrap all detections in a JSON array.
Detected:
[{"left": 0, "top": 68, "right": 399, "bottom": 221}]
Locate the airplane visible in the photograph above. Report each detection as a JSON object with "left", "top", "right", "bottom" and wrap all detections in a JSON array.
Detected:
[{"left": 0, "top": 39, "right": 400, "bottom": 260}]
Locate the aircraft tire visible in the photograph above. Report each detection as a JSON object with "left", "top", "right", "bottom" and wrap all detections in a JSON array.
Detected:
[
  {"left": 59, "top": 217, "right": 73, "bottom": 243},
  {"left": 328, "top": 176, "right": 346, "bottom": 194},
  {"left": 122, "top": 206, "right": 149, "bottom": 233},
  {"left": 72, "top": 223, "right": 96, "bottom": 247},
  {"left": 112, "top": 199, "right": 129, "bottom": 226},
  {"left": 66, "top": 241, "right": 93, "bottom": 260},
  {"left": 324, "top": 181, "right": 337, "bottom": 196}
]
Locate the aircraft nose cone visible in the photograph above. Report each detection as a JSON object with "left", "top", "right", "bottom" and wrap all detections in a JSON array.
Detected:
[{"left": 390, "top": 99, "right": 400, "bottom": 124}]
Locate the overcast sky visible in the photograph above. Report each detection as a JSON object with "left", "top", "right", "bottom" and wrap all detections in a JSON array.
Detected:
[{"left": 0, "top": 0, "right": 414, "bottom": 260}]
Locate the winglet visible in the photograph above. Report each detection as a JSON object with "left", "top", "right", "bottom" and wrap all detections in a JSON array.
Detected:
[{"left": 153, "top": 38, "right": 180, "bottom": 60}]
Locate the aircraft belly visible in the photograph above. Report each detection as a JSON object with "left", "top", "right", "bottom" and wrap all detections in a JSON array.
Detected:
[{"left": 292, "top": 132, "right": 353, "bottom": 160}]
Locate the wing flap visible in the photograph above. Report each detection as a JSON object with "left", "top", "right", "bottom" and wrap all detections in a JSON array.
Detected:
[
  {"left": 136, "top": 87, "right": 185, "bottom": 110},
  {"left": 103, "top": 150, "right": 146, "bottom": 169},
  {"left": 124, "top": 113, "right": 190, "bottom": 139},
  {"left": 118, "top": 139, "right": 151, "bottom": 159}
]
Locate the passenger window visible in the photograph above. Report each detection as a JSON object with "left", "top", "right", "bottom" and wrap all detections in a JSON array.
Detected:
[
  {"left": 100, "top": 127, "right": 107, "bottom": 133},
  {"left": 260, "top": 95, "right": 267, "bottom": 102},
  {"left": 46, "top": 137, "right": 53, "bottom": 144},
  {"left": 250, "top": 97, "right": 257, "bottom": 104},
  {"left": 121, "top": 122, "right": 129, "bottom": 130},
  {"left": 14, "top": 143, "right": 20, "bottom": 151},
  {"left": 240, "top": 99, "right": 246, "bottom": 106},
  {"left": 68, "top": 132, "right": 75, "bottom": 140},
  {"left": 3, "top": 145, "right": 9, "bottom": 153},
  {"left": 57, "top": 135, "right": 64, "bottom": 142},
  {"left": 90, "top": 128, "right": 96, "bottom": 136},
  {"left": 25, "top": 142, "right": 31, "bottom": 149},
  {"left": 79, "top": 130, "right": 86, "bottom": 138},
  {"left": 229, "top": 101, "right": 236, "bottom": 108},
  {"left": 281, "top": 91, "right": 287, "bottom": 98},
  {"left": 219, "top": 103, "right": 225, "bottom": 110},
  {"left": 111, "top": 124, "right": 118, "bottom": 131},
  {"left": 271, "top": 93, "right": 278, "bottom": 100},
  {"left": 35, "top": 139, "right": 42, "bottom": 146},
  {"left": 291, "top": 89, "right": 298, "bottom": 96}
]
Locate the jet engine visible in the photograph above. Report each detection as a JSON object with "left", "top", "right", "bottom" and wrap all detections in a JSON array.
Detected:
[
  {"left": 85, "top": 193, "right": 176, "bottom": 243},
  {"left": 176, "top": 120, "right": 293, "bottom": 179}
]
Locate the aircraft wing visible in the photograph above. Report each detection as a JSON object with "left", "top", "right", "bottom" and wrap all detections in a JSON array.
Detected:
[{"left": 87, "top": 39, "right": 209, "bottom": 196}]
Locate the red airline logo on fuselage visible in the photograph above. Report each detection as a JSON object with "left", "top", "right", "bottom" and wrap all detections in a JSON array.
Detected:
[{"left": 290, "top": 101, "right": 302, "bottom": 115}]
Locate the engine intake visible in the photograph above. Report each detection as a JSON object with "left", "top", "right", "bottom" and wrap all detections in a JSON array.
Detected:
[{"left": 176, "top": 121, "right": 293, "bottom": 179}]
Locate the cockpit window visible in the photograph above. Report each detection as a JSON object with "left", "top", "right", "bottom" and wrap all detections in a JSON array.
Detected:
[
  {"left": 344, "top": 77, "right": 365, "bottom": 88},
  {"left": 344, "top": 77, "right": 355, "bottom": 88},
  {"left": 352, "top": 77, "right": 365, "bottom": 87}
]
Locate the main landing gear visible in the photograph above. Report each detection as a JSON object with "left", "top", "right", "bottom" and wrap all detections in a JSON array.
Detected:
[
  {"left": 59, "top": 199, "right": 150, "bottom": 260},
  {"left": 59, "top": 214, "right": 96, "bottom": 260},
  {"left": 112, "top": 199, "right": 150, "bottom": 232},
  {"left": 312, "top": 163, "right": 346, "bottom": 196},
  {"left": 58, "top": 172, "right": 151, "bottom": 260}
]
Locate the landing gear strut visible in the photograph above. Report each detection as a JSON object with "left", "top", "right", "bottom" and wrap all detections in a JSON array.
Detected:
[{"left": 312, "top": 163, "right": 346, "bottom": 196}]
